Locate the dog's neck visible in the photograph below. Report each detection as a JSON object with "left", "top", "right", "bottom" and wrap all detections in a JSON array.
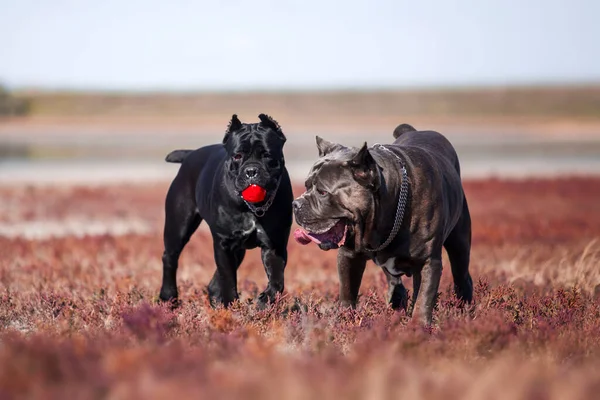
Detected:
[
  {"left": 362, "top": 145, "right": 410, "bottom": 254},
  {"left": 241, "top": 174, "right": 282, "bottom": 217}
]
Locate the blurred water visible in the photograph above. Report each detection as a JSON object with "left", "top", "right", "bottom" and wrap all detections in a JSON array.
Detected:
[{"left": 1, "top": 127, "right": 599, "bottom": 185}]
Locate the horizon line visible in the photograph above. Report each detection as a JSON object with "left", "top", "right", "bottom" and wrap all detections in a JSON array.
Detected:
[{"left": 9, "top": 79, "right": 600, "bottom": 95}]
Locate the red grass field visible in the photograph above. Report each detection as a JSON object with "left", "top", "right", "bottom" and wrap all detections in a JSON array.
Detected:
[{"left": 1, "top": 178, "right": 600, "bottom": 399}]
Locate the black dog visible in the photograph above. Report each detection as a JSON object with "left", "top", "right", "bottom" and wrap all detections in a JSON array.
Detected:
[{"left": 159, "top": 114, "right": 293, "bottom": 308}]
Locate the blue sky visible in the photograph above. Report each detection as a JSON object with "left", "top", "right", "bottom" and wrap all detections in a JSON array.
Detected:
[{"left": 1, "top": 0, "right": 599, "bottom": 90}]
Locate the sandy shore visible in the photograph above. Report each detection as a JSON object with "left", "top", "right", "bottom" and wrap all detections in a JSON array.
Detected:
[
  {"left": 2, "top": 115, "right": 600, "bottom": 138},
  {"left": 1, "top": 117, "right": 599, "bottom": 187}
]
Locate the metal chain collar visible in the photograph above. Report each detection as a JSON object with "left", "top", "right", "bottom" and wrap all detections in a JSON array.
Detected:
[
  {"left": 364, "top": 144, "right": 409, "bottom": 253},
  {"left": 242, "top": 174, "right": 282, "bottom": 218}
]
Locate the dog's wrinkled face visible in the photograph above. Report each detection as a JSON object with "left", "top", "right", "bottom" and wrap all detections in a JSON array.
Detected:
[
  {"left": 223, "top": 114, "right": 286, "bottom": 198},
  {"left": 293, "top": 137, "right": 381, "bottom": 251}
]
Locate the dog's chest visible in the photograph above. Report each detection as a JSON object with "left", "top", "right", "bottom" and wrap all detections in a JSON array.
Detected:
[
  {"left": 374, "top": 257, "right": 413, "bottom": 277},
  {"left": 235, "top": 219, "right": 260, "bottom": 249},
  {"left": 217, "top": 210, "right": 260, "bottom": 249}
]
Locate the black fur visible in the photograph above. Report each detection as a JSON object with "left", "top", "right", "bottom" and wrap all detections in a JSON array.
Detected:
[
  {"left": 393, "top": 123, "right": 417, "bottom": 139},
  {"left": 159, "top": 114, "right": 293, "bottom": 309},
  {"left": 165, "top": 149, "right": 193, "bottom": 163}
]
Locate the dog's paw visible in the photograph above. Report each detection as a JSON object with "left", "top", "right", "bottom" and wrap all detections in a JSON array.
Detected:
[
  {"left": 340, "top": 301, "right": 358, "bottom": 310},
  {"left": 158, "top": 289, "right": 180, "bottom": 309},
  {"left": 208, "top": 295, "right": 224, "bottom": 309},
  {"left": 256, "top": 290, "right": 283, "bottom": 310},
  {"left": 387, "top": 284, "right": 408, "bottom": 311},
  {"left": 256, "top": 292, "right": 271, "bottom": 310},
  {"left": 158, "top": 298, "right": 181, "bottom": 310}
]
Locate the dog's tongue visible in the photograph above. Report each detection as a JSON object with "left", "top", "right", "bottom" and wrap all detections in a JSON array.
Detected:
[
  {"left": 294, "top": 221, "right": 347, "bottom": 248},
  {"left": 293, "top": 228, "right": 316, "bottom": 245}
]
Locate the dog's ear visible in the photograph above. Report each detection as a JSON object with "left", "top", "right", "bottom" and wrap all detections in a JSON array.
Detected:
[
  {"left": 316, "top": 136, "right": 343, "bottom": 157},
  {"left": 258, "top": 114, "right": 286, "bottom": 143},
  {"left": 347, "top": 142, "right": 380, "bottom": 190},
  {"left": 223, "top": 114, "right": 243, "bottom": 144}
]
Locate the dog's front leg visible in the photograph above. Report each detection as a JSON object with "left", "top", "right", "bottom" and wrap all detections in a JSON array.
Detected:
[
  {"left": 411, "top": 258, "right": 442, "bottom": 326},
  {"left": 209, "top": 241, "right": 240, "bottom": 307},
  {"left": 257, "top": 247, "right": 286, "bottom": 308},
  {"left": 338, "top": 249, "right": 367, "bottom": 308},
  {"left": 408, "top": 271, "right": 421, "bottom": 317}
]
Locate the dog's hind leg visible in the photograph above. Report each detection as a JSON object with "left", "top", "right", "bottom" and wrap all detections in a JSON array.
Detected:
[
  {"left": 159, "top": 181, "right": 202, "bottom": 305},
  {"left": 383, "top": 270, "right": 408, "bottom": 311},
  {"left": 443, "top": 197, "right": 473, "bottom": 304}
]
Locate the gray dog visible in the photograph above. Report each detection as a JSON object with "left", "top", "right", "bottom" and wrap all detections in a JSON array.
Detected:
[{"left": 292, "top": 124, "right": 473, "bottom": 325}]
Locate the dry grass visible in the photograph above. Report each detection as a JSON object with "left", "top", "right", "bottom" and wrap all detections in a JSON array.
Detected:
[
  {"left": 16, "top": 86, "right": 600, "bottom": 120},
  {"left": 1, "top": 178, "right": 600, "bottom": 399}
]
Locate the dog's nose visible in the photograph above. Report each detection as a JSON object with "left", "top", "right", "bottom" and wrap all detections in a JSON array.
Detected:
[
  {"left": 292, "top": 200, "right": 301, "bottom": 210},
  {"left": 245, "top": 167, "right": 258, "bottom": 178}
]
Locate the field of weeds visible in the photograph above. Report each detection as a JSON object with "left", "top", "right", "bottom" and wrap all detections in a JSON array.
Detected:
[{"left": 1, "top": 177, "right": 600, "bottom": 399}]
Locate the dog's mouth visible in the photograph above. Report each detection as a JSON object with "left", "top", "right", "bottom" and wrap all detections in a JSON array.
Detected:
[
  {"left": 294, "top": 219, "right": 348, "bottom": 249},
  {"left": 238, "top": 175, "right": 281, "bottom": 204},
  {"left": 240, "top": 184, "right": 267, "bottom": 203}
]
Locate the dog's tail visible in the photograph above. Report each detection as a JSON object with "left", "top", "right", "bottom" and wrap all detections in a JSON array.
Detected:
[
  {"left": 393, "top": 123, "right": 417, "bottom": 139},
  {"left": 165, "top": 149, "right": 194, "bottom": 163}
]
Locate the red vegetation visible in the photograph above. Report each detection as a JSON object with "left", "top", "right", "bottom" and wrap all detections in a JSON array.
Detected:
[{"left": 1, "top": 177, "right": 600, "bottom": 399}]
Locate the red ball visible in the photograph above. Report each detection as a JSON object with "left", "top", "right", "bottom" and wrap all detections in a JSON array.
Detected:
[{"left": 241, "top": 184, "right": 267, "bottom": 203}]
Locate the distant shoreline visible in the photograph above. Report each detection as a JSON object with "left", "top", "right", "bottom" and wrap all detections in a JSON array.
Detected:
[
  {"left": 2, "top": 86, "right": 600, "bottom": 185},
  {"left": 2, "top": 115, "right": 600, "bottom": 140},
  {"left": 6, "top": 85, "right": 600, "bottom": 121}
]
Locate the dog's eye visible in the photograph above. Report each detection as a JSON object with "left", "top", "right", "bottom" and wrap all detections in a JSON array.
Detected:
[
  {"left": 316, "top": 188, "right": 328, "bottom": 196},
  {"left": 233, "top": 153, "right": 243, "bottom": 161}
]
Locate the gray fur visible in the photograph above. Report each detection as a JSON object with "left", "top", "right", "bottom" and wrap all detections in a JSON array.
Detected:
[{"left": 293, "top": 124, "right": 473, "bottom": 326}]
